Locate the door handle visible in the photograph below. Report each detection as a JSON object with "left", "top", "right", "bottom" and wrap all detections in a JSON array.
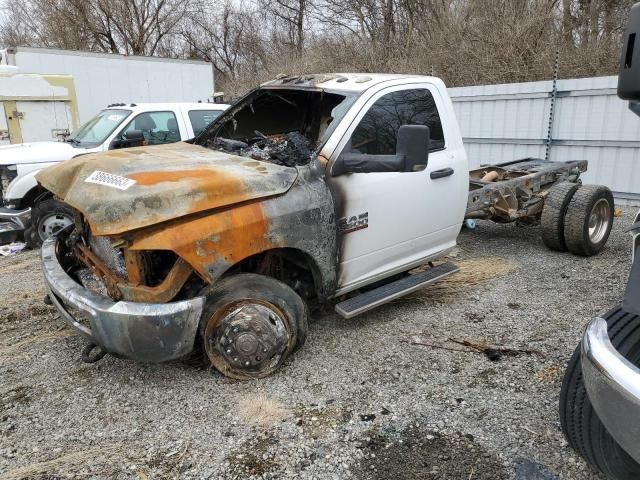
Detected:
[{"left": 430, "top": 168, "right": 454, "bottom": 179}]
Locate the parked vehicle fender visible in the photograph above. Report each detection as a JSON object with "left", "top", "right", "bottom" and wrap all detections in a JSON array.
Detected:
[
  {"left": 6, "top": 152, "right": 95, "bottom": 204},
  {"left": 4, "top": 167, "right": 51, "bottom": 204}
]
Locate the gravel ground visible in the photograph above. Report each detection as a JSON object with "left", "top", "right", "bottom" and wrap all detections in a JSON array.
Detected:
[{"left": 0, "top": 209, "right": 634, "bottom": 480}]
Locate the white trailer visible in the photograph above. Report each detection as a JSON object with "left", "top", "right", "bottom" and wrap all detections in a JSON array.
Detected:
[
  {"left": 0, "top": 67, "right": 80, "bottom": 146},
  {"left": 0, "top": 47, "right": 215, "bottom": 126}
]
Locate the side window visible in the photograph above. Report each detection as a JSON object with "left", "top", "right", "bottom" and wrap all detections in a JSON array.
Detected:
[
  {"left": 120, "top": 111, "right": 180, "bottom": 145},
  {"left": 350, "top": 89, "right": 445, "bottom": 155},
  {"left": 189, "top": 110, "right": 223, "bottom": 136}
]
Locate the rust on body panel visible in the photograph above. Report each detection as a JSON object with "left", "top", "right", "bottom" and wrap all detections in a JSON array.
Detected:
[
  {"left": 130, "top": 201, "right": 273, "bottom": 282},
  {"left": 36, "top": 142, "right": 297, "bottom": 236},
  {"left": 38, "top": 141, "right": 337, "bottom": 302},
  {"left": 116, "top": 258, "right": 193, "bottom": 303},
  {"left": 74, "top": 242, "right": 195, "bottom": 303}
]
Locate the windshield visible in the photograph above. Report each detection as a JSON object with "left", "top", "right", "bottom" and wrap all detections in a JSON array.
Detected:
[
  {"left": 195, "top": 88, "right": 357, "bottom": 167},
  {"left": 67, "top": 109, "right": 131, "bottom": 147}
]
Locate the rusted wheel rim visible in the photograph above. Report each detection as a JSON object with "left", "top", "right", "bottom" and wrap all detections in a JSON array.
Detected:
[
  {"left": 588, "top": 198, "right": 611, "bottom": 244},
  {"left": 204, "top": 300, "right": 293, "bottom": 378}
]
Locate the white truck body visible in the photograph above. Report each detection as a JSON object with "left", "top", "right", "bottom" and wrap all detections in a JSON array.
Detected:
[{"left": 0, "top": 47, "right": 215, "bottom": 127}]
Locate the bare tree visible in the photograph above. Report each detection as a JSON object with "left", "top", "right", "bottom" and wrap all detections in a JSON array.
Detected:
[
  {"left": 0, "top": 0, "right": 196, "bottom": 55},
  {"left": 260, "top": 0, "right": 308, "bottom": 55},
  {"left": 0, "top": 0, "right": 634, "bottom": 94}
]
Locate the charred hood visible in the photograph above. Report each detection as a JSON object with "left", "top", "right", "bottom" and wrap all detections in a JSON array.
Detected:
[{"left": 37, "top": 142, "right": 298, "bottom": 236}]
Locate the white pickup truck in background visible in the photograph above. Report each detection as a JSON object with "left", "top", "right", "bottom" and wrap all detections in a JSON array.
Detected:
[{"left": 0, "top": 102, "right": 229, "bottom": 246}]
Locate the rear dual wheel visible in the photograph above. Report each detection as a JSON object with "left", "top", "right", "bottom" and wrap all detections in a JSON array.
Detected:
[
  {"left": 541, "top": 182, "right": 580, "bottom": 251},
  {"left": 564, "top": 185, "right": 614, "bottom": 256},
  {"left": 199, "top": 274, "right": 308, "bottom": 380},
  {"left": 541, "top": 183, "right": 613, "bottom": 256}
]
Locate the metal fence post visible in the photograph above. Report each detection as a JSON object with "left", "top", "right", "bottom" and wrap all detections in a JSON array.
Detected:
[{"left": 545, "top": 50, "right": 560, "bottom": 161}]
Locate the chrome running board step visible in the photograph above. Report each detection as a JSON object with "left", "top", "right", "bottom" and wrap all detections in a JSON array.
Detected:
[{"left": 335, "top": 261, "right": 459, "bottom": 319}]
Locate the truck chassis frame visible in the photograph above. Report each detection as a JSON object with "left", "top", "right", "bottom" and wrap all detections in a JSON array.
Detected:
[{"left": 465, "top": 158, "right": 587, "bottom": 223}]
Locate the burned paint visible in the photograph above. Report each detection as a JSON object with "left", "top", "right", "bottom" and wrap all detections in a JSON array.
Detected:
[
  {"left": 36, "top": 142, "right": 298, "bottom": 236},
  {"left": 124, "top": 160, "right": 336, "bottom": 297},
  {"left": 38, "top": 136, "right": 337, "bottom": 303},
  {"left": 130, "top": 201, "right": 272, "bottom": 281},
  {"left": 116, "top": 258, "right": 193, "bottom": 303}
]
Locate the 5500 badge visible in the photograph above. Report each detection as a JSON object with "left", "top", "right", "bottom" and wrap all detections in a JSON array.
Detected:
[{"left": 338, "top": 212, "right": 368, "bottom": 234}]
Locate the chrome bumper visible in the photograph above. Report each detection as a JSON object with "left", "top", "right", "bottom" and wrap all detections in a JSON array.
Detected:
[
  {"left": 41, "top": 236, "right": 204, "bottom": 363},
  {"left": 0, "top": 207, "right": 30, "bottom": 244},
  {"left": 582, "top": 316, "right": 640, "bottom": 464}
]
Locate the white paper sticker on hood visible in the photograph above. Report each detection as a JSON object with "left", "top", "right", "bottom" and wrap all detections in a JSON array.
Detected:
[{"left": 85, "top": 170, "right": 136, "bottom": 191}]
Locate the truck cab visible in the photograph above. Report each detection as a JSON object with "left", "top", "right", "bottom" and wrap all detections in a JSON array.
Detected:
[
  {"left": 38, "top": 74, "right": 467, "bottom": 378},
  {"left": 0, "top": 102, "right": 229, "bottom": 245}
]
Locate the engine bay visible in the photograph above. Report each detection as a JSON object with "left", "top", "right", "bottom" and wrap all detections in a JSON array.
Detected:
[{"left": 197, "top": 87, "right": 356, "bottom": 167}]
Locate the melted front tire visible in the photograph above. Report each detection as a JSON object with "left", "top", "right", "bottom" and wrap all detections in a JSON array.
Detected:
[{"left": 198, "top": 273, "right": 308, "bottom": 379}]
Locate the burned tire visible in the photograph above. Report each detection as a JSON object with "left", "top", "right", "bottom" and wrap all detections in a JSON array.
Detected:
[
  {"left": 540, "top": 182, "right": 580, "bottom": 251},
  {"left": 560, "top": 305, "right": 640, "bottom": 479},
  {"left": 26, "top": 198, "right": 74, "bottom": 249},
  {"left": 198, "top": 273, "right": 308, "bottom": 380},
  {"left": 563, "top": 185, "right": 614, "bottom": 256}
]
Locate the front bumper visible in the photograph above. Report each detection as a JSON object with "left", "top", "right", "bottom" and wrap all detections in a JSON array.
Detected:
[
  {"left": 582, "top": 316, "right": 640, "bottom": 464},
  {"left": 41, "top": 236, "right": 205, "bottom": 363},
  {"left": 0, "top": 207, "right": 30, "bottom": 244}
]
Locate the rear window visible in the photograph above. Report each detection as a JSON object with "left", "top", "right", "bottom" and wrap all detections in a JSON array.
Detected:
[{"left": 189, "top": 110, "right": 224, "bottom": 136}]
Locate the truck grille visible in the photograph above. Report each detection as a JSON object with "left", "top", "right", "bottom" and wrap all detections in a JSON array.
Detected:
[
  {"left": 88, "top": 235, "right": 127, "bottom": 279},
  {"left": 0, "top": 167, "right": 17, "bottom": 204}
]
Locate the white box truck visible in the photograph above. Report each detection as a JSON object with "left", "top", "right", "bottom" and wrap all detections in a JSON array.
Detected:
[{"left": 0, "top": 46, "right": 215, "bottom": 129}]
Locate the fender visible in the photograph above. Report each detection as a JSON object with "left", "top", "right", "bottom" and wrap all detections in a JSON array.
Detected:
[
  {"left": 4, "top": 165, "right": 53, "bottom": 204},
  {"left": 129, "top": 163, "right": 338, "bottom": 298},
  {"left": 6, "top": 152, "right": 95, "bottom": 204}
]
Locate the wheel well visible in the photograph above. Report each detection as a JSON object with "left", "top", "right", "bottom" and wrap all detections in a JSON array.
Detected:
[
  {"left": 18, "top": 187, "right": 49, "bottom": 209},
  {"left": 227, "top": 248, "right": 322, "bottom": 300}
]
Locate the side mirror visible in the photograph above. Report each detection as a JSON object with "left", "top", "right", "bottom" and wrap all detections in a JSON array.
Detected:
[
  {"left": 332, "top": 124, "right": 430, "bottom": 175},
  {"left": 618, "top": 3, "right": 640, "bottom": 101},
  {"left": 397, "top": 124, "right": 430, "bottom": 172},
  {"left": 110, "top": 129, "right": 145, "bottom": 149}
]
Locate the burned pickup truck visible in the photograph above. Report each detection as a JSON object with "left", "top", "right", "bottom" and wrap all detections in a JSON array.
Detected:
[{"left": 38, "top": 73, "right": 613, "bottom": 378}]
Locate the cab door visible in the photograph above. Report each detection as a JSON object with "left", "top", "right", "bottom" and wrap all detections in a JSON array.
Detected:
[{"left": 326, "top": 83, "right": 467, "bottom": 293}]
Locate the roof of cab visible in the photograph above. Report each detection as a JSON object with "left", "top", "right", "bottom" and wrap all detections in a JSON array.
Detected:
[
  {"left": 105, "top": 102, "right": 230, "bottom": 112},
  {"left": 262, "top": 73, "right": 434, "bottom": 92}
]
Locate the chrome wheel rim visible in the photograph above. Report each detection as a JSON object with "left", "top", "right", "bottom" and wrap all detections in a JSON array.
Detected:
[
  {"left": 38, "top": 213, "right": 73, "bottom": 241},
  {"left": 588, "top": 198, "right": 611, "bottom": 244}
]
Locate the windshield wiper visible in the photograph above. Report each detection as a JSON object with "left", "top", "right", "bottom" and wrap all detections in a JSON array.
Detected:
[{"left": 65, "top": 138, "right": 81, "bottom": 145}]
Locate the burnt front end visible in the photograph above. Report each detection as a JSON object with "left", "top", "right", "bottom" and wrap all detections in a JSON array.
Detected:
[
  {"left": 36, "top": 140, "right": 338, "bottom": 365},
  {"left": 41, "top": 226, "right": 204, "bottom": 363}
]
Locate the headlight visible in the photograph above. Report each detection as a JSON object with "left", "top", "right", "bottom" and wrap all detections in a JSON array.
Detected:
[{"left": 0, "top": 165, "right": 18, "bottom": 200}]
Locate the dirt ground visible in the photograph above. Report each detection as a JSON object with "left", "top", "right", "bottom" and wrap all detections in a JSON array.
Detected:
[{"left": 0, "top": 209, "right": 633, "bottom": 479}]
